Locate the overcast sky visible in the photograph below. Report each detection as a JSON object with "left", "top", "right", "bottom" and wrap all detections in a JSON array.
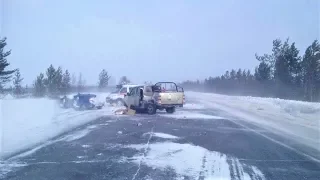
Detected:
[{"left": 1, "top": 0, "right": 319, "bottom": 85}]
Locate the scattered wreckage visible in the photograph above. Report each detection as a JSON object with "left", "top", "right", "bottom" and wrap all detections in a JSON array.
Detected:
[
  {"left": 60, "top": 93, "right": 104, "bottom": 110},
  {"left": 59, "top": 82, "right": 185, "bottom": 115}
]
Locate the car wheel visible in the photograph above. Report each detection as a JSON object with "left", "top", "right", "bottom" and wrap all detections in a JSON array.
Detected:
[
  {"left": 166, "top": 107, "right": 175, "bottom": 114},
  {"left": 146, "top": 103, "right": 156, "bottom": 115}
]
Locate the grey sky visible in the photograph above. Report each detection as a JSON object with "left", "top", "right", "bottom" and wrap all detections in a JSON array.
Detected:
[{"left": 1, "top": 0, "right": 319, "bottom": 85}]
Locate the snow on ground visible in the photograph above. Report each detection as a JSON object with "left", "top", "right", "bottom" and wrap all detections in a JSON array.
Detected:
[
  {"left": 183, "top": 103, "right": 206, "bottom": 110},
  {"left": 0, "top": 95, "right": 113, "bottom": 159},
  {"left": 159, "top": 110, "right": 224, "bottom": 120},
  {"left": 186, "top": 91, "right": 320, "bottom": 158},
  {"left": 0, "top": 161, "right": 26, "bottom": 178},
  {"left": 125, "top": 133, "right": 265, "bottom": 180},
  {"left": 143, "top": 132, "right": 179, "bottom": 139}
]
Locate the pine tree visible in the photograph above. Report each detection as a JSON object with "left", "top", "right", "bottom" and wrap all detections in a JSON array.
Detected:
[
  {"left": 61, "top": 70, "right": 71, "bottom": 94},
  {"left": 54, "top": 66, "right": 63, "bottom": 94},
  {"left": 274, "top": 38, "right": 297, "bottom": 85},
  {"left": 230, "top": 69, "right": 236, "bottom": 80},
  {"left": 44, "top": 65, "right": 64, "bottom": 96},
  {"left": 242, "top": 69, "right": 247, "bottom": 82},
  {"left": 236, "top": 68, "right": 242, "bottom": 81},
  {"left": 246, "top": 70, "right": 253, "bottom": 81},
  {"left": 301, "top": 40, "right": 320, "bottom": 101},
  {"left": 254, "top": 62, "right": 271, "bottom": 82},
  {"left": 33, "top": 73, "right": 46, "bottom": 97},
  {"left": 224, "top": 71, "right": 230, "bottom": 80},
  {"left": 44, "top": 64, "right": 56, "bottom": 95},
  {"left": 0, "top": 37, "right": 16, "bottom": 87},
  {"left": 255, "top": 39, "right": 282, "bottom": 79},
  {"left": 13, "top": 69, "right": 24, "bottom": 96},
  {"left": 287, "top": 42, "right": 302, "bottom": 87},
  {"left": 98, "top": 69, "right": 111, "bottom": 89},
  {"left": 119, "top": 76, "right": 131, "bottom": 85}
]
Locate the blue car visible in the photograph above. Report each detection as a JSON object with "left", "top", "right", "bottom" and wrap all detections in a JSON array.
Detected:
[
  {"left": 60, "top": 93, "right": 103, "bottom": 110},
  {"left": 73, "top": 93, "right": 103, "bottom": 110}
]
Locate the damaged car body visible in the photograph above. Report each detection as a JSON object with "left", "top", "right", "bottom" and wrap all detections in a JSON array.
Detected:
[{"left": 123, "top": 82, "right": 185, "bottom": 115}]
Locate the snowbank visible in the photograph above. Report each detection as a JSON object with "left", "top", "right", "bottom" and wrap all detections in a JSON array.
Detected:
[
  {"left": 0, "top": 97, "right": 113, "bottom": 159},
  {"left": 186, "top": 92, "right": 320, "bottom": 158}
]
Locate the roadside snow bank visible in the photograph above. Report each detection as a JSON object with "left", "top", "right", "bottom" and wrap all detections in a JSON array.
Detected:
[
  {"left": 186, "top": 92, "right": 320, "bottom": 155},
  {"left": 0, "top": 97, "right": 112, "bottom": 159}
]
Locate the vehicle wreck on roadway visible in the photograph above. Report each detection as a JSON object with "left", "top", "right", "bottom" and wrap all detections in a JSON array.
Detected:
[{"left": 123, "top": 82, "right": 185, "bottom": 115}]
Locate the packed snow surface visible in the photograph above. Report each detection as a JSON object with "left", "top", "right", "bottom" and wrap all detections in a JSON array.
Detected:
[
  {"left": 183, "top": 103, "right": 206, "bottom": 110},
  {"left": 143, "top": 132, "right": 179, "bottom": 139},
  {"left": 186, "top": 91, "right": 320, "bottom": 156},
  {"left": 159, "top": 110, "right": 224, "bottom": 120},
  {"left": 126, "top": 133, "right": 265, "bottom": 180}
]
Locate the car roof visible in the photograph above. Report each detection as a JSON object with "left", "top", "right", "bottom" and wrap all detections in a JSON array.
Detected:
[{"left": 122, "top": 84, "right": 143, "bottom": 88}]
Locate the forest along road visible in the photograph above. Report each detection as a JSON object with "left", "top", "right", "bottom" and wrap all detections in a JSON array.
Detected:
[{"left": 1, "top": 101, "right": 320, "bottom": 180}]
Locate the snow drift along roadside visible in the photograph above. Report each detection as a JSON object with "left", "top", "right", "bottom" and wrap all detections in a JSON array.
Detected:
[
  {"left": 0, "top": 97, "right": 111, "bottom": 159},
  {"left": 186, "top": 92, "right": 320, "bottom": 158}
]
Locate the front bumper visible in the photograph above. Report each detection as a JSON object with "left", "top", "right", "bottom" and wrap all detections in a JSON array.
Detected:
[{"left": 156, "top": 104, "right": 183, "bottom": 109}]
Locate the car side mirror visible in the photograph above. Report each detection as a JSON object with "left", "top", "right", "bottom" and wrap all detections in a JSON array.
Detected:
[{"left": 126, "top": 92, "right": 130, "bottom": 96}]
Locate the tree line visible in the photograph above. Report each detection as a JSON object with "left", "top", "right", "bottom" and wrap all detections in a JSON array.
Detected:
[
  {"left": 182, "top": 38, "right": 320, "bottom": 102},
  {"left": 1, "top": 37, "right": 133, "bottom": 98},
  {"left": 32, "top": 66, "right": 116, "bottom": 97}
]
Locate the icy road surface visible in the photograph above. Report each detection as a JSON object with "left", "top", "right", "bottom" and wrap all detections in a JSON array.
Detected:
[{"left": 1, "top": 92, "right": 320, "bottom": 180}]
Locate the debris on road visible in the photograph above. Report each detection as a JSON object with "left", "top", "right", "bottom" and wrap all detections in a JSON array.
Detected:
[{"left": 114, "top": 108, "right": 136, "bottom": 115}]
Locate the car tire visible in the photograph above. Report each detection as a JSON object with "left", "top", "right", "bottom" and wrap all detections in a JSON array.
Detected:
[
  {"left": 166, "top": 107, "right": 175, "bottom": 114},
  {"left": 146, "top": 103, "right": 156, "bottom": 115}
]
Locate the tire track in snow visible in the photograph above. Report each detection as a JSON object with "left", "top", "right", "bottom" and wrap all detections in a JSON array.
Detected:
[{"left": 131, "top": 126, "right": 154, "bottom": 180}]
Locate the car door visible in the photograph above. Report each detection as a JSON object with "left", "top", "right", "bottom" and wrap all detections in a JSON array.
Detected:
[
  {"left": 132, "top": 87, "right": 141, "bottom": 106},
  {"left": 125, "top": 87, "right": 136, "bottom": 107}
]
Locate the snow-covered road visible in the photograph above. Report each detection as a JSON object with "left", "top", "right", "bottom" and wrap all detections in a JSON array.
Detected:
[{"left": 1, "top": 92, "right": 320, "bottom": 179}]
